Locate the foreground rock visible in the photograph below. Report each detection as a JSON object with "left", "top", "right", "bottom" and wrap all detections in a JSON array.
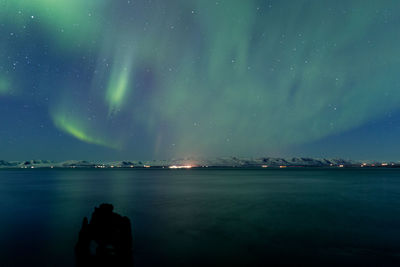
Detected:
[{"left": 75, "top": 204, "right": 133, "bottom": 266}]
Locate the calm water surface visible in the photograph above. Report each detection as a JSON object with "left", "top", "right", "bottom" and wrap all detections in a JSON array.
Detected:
[{"left": 0, "top": 168, "right": 400, "bottom": 266}]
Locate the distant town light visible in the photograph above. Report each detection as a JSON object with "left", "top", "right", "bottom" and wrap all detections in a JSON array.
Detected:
[{"left": 169, "top": 165, "right": 192, "bottom": 169}]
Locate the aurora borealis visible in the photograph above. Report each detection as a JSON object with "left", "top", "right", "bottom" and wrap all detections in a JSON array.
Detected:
[{"left": 1, "top": 0, "right": 400, "bottom": 161}]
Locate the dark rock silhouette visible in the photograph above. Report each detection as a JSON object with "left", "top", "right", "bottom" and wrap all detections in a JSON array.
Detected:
[{"left": 75, "top": 204, "right": 133, "bottom": 266}]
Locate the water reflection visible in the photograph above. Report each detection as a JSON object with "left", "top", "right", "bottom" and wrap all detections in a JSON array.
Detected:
[{"left": 0, "top": 169, "right": 400, "bottom": 266}]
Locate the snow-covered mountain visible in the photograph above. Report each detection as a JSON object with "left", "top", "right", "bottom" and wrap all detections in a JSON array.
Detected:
[{"left": 0, "top": 157, "right": 395, "bottom": 168}]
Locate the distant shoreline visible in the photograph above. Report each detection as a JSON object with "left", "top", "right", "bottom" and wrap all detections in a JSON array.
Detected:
[
  {"left": 1, "top": 158, "right": 399, "bottom": 170},
  {"left": 1, "top": 165, "right": 400, "bottom": 170}
]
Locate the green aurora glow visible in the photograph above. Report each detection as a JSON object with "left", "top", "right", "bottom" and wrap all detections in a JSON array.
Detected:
[
  {"left": 51, "top": 108, "right": 120, "bottom": 149},
  {"left": 1, "top": 0, "right": 400, "bottom": 160},
  {"left": 0, "top": 77, "right": 10, "bottom": 95}
]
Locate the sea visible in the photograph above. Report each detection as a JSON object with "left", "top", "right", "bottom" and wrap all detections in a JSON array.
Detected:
[{"left": 0, "top": 168, "right": 400, "bottom": 266}]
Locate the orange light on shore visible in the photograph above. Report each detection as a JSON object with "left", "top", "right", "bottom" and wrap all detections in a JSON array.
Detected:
[
  {"left": 279, "top": 166, "right": 287, "bottom": 168},
  {"left": 169, "top": 165, "right": 192, "bottom": 169}
]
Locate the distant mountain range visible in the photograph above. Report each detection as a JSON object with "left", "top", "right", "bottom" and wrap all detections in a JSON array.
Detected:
[{"left": 0, "top": 157, "right": 398, "bottom": 169}]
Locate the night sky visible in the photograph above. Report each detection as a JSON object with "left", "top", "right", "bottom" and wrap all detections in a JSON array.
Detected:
[{"left": 1, "top": 0, "right": 400, "bottom": 161}]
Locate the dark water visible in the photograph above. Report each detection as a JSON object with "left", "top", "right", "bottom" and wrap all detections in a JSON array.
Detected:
[{"left": 1, "top": 169, "right": 400, "bottom": 266}]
